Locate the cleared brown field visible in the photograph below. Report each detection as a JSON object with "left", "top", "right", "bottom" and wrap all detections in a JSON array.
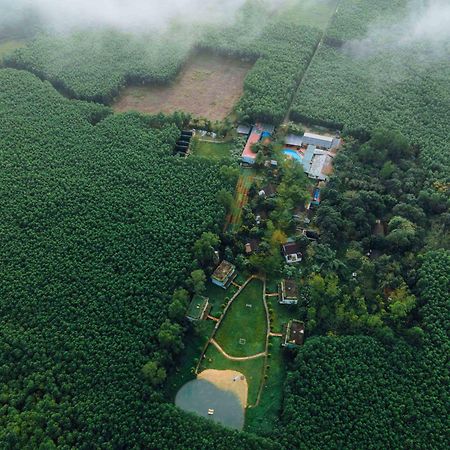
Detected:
[{"left": 113, "top": 53, "right": 252, "bottom": 120}]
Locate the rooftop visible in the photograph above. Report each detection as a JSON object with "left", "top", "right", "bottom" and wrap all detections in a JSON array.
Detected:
[
  {"left": 186, "top": 295, "right": 208, "bottom": 320},
  {"left": 285, "top": 134, "right": 303, "bottom": 146},
  {"left": 285, "top": 320, "right": 305, "bottom": 346},
  {"left": 282, "top": 241, "right": 302, "bottom": 256},
  {"left": 237, "top": 125, "right": 251, "bottom": 135},
  {"left": 303, "top": 132, "right": 333, "bottom": 143},
  {"left": 282, "top": 279, "right": 298, "bottom": 299},
  {"left": 211, "top": 260, "right": 236, "bottom": 282}
]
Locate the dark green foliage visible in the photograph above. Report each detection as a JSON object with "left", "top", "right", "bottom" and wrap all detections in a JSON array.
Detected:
[
  {"left": 6, "top": 30, "right": 190, "bottom": 103},
  {"left": 6, "top": 2, "right": 322, "bottom": 124},
  {"left": 291, "top": 0, "right": 450, "bottom": 182},
  {"left": 0, "top": 68, "right": 279, "bottom": 448},
  {"left": 280, "top": 250, "right": 450, "bottom": 449}
]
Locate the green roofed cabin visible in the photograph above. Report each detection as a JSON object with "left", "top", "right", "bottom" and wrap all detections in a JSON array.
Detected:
[
  {"left": 282, "top": 320, "right": 305, "bottom": 348},
  {"left": 186, "top": 295, "right": 210, "bottom": 322},
  {"left": 279, "top": 279, "right": 299, "bottom": 305},
  {"left": 211, "top": 260, "right": 236, "bottom": 289}
]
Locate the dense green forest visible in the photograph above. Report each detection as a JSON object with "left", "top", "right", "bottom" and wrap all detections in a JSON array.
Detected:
[
  {"left": 0, "top": 68, "right": 280, "bottom": 449},
  {"left": 4, "top": 0, "right": 322, "bottom": 124},
  {"left": 279, "top": 249, "right": 450, "bottom": 449},
  {"left": 0, "top": 0, "right": 449, "bottom": 448},
  {"left": 291, "top": 0, "right": 450, "bottom": 181}
]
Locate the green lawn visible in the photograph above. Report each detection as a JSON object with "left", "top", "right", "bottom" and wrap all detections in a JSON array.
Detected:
[
  {"left": 267, "top": 295, "right": 298, "bottom": 334},
  {"left": 166, "top": 319, "right": 215, "bottom": 400},
  {"left": 192, "top": 140, "right": 234, "bottom": 159},
  {"left": 279, "top": 0, "right": 338, "bottom": 30},
  {"left": 0, "top": 40, "right": 25, "bottom": 63},
  {"left": 215, "top": 279, "right": 266, "bottom": 357},
  {"left": 245, "top": 336, "right": 286, "bottom": 433},
  {"left": 204, "top": 281, "right": 238, "bottom": 317},
  {"left": 200, "top": 344, "right": 265, "bottom": 406}
]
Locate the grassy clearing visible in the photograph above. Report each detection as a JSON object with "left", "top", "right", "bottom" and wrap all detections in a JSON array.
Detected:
[
  {"left": 200, "top": 344, "right": 265, "bottom": 406},
  {"left": 245, "top": 336, "right": 286, "bottom": 433},
  {"left": 192, "top": 140, "right": 234, "bottom": 159},
  {"left": 0, "top": 40, "right": 25, "bottom": 63},
  {"left": 215, "top": 279, "right": 266, "bottom": 357},
  {"left": 166, "top": 320, "right": 215, "bottom": 400},
  {"left": 279, "top": 0, "right": 339, "bottom": 30},
  {"left": 204, "top": 282, "right": 238, "bottom": 317},
  {"left": 114, "top": 52, "right": 252, "bottom": 120},
  {"left": 267, "top": 296, "right": 298, "bottom": 334}
]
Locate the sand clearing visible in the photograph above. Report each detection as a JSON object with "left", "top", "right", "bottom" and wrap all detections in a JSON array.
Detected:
[{"left": 198, "top": 369, "right": 248, "bottom": 408}]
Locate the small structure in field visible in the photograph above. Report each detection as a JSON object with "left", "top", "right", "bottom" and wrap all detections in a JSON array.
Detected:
[
  {"left": 186, "top": 295, "right": 210, "bottom": 321},
  {"left": 258, "top": 184, "right": 276, "bottom": 198},
  {"left": 211, "top": 260, "right": 237, "bottom": 289},
  {"left": 282, "top": 320, "right": 305, "bottom": 348},
  {"left": 279, "top": 279, "right": 299, "bottom": 305},
  {"left": 282, "top": 241, "right": 302, "bottom": 264},
  {"left": 237, "top": 125, "right": 251, "bottom": 136},
  {"left": 245, "top": 239, "right": 260, "bottom": 255}
]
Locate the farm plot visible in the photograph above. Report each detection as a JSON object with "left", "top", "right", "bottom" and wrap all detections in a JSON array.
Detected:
[
  {"left": 214, "top": 279, "right": 266, "bottom": 358},
  {"left": 114, "top": 53, "right": 252, "bottom": 120}
]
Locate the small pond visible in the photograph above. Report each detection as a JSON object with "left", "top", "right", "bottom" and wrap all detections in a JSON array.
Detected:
[{"left": 175, "top": 379, "right": 244, "bottom": 430}]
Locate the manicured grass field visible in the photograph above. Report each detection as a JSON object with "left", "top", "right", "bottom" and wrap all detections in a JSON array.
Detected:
[
  {"left": 204, "top": 282, "right": 238, "bottom": 317},
  {"left": 192, "top": 140, "right": 234, "bottom": 159},
  {"left": 267, "top": 296, "right": 298, "bottom": 334},
  {"left": 245, "top": 336, "right": 286, "bottom": 433},
  {"left": 166, "top": 320, "right": 215, "bottom": 400},
  {"left": 200, "top": 345, "right": 265, "bottom": 406},
  {"left": 215, "top": 279, "right": 266, "bottom": 357}
]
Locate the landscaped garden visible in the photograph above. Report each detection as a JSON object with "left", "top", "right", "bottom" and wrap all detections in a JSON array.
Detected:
[{"left": 215, "top": 279, "right": 266, "bottom": 357}]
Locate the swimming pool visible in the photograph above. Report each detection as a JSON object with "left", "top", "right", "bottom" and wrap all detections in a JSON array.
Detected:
[
  {"left": 175, "top": 379, "right": 244, "bottom": 430},
  {"left": 283, "top": 148, "right": 303, "bottom": 163}
]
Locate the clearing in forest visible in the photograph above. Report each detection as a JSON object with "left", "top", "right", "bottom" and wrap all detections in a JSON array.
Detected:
[
  {"left": 214, "top": 279, "right": 266, "bottom": 357},
  {"left": 113, "top": 53, "right": 252, "bottom": 120},
  {"left": 201, "top": 344, "right": 265, "bottom": 407}
]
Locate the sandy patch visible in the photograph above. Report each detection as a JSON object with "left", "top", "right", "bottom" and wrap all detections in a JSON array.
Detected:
[{"left": 198, "top": 369, "right": 248, "bottom": 408}]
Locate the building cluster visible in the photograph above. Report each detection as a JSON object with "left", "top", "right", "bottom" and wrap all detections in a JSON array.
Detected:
[{"left": 284, "top": 132, "right": 341, "bottom": 182}]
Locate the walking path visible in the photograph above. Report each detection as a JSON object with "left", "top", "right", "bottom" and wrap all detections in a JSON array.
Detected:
[
  {"left": 207, "top": 315, "right": 219, "bottom": 322},
  {"left": 269, "top": 332, "right": 283, "bottom": 338},
  {"left": 211, "top": 339, "right": 266, "bottom": 361}
]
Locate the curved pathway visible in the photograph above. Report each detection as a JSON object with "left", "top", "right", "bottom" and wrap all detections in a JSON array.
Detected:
[{"left": 211, "top": 339, "right": 266, "bottom": 361}]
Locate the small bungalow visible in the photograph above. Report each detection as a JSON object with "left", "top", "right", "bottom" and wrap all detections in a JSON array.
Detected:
[
  {"left": 211, "top": 260, "right": 237, "bottom": 289},
  {"left": 258, "top": 184, "right": 276, "bottom": 198},
  {"left": 282, "top": 241, "right": 302, "bottom": 264},
  {"left": 237, "top": 125, "right": 251, "bottom": 136},
  {"left": 245, "top": 239, "right": 260, "bottom": 255},
  {"left": 186, "top": 295, "right": 210, "bottom": 321},
  {"left": 282, "top": 320, "right": 305, "bottom": 348},
  {"left": 279, "top": 279, "right": 299, "bottom": 305}
]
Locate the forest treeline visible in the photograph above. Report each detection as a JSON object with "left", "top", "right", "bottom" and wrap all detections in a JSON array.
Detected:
[
  {"left": 279, "top": 249, "right": 450, "bottom": 449},
  {"left": 0, "top": 68, "right": 280, "bottom": 449}
]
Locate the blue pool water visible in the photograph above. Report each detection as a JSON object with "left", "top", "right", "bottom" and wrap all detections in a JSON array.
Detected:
[
  {"left": 283, "top": 149, "right": 303, "bottom": 162},
  {"left": 175, "top": 379, "right": 244, "bottom": 430}
]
